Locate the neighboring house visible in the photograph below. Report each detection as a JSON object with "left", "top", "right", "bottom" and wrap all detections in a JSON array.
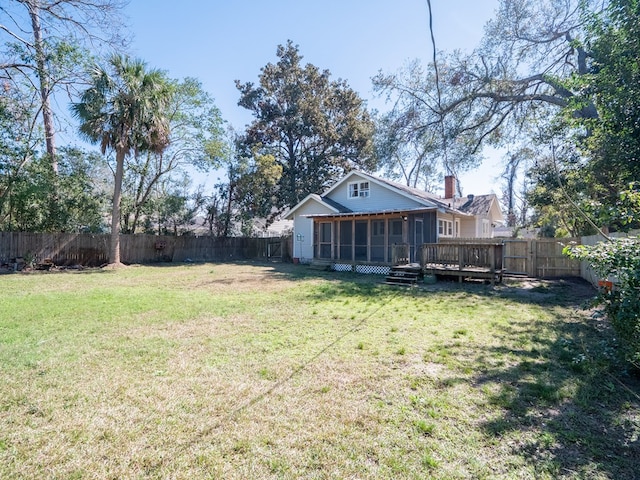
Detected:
[
  {"left": 285, "top": 171, "right": 503, "bottom": 270},
  {"left": 441, "top": 175, "right": 505, "bottom": 239},
  {"left": 251, "top": 217, "right": 293, "bottom": 237}
]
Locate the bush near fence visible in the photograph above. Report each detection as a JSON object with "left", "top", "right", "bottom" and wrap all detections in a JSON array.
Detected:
[{"left": 0, "top": 232, "right": 292, "bottom": 267}]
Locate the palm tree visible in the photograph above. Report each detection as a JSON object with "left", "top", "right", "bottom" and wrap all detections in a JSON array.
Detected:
[{"left": 72, "top": 54, "right": 172, "bottom": 264}]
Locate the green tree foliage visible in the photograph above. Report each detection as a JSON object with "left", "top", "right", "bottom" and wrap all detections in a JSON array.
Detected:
[
  {"left": 142, "top": 176, "right": 203, "bottom": 236},
  {"left": 204, "top": 131, "right": 282, "bottom": 237},
  {"left": 228, "top": 151, "right": 282, "bottom": 236},
  {"left": 0, "top": 148, "right": 106, "bottom": 232},
  {"left": 1, "top": 69, "right": 108, "bottom": 232},
  {"left": 527, "top": 0, "right": 640, "bottom": 235},
  {"left": 376, "top": 0, "right": 599, "bottom": 156},
  {"left": 119, "top": 77, "right": 226, "bottom": 234},
  {"left": 236, "top": 41, "right": 376, "bottom": 213},
  {"left": 72, "top": 54, "right": 173, "bottom": 264},
  {"left": 0, "top": 87, "right": 35, "bottom": 208},
  {"left": 378, "top": 0, "right": 636, "bottom": 235},
  {"left": 565, "top": 237, "right": 640, "bottom": 364},
  {"left": 562, "top": 0, "right": 640, "bottom": 231}
]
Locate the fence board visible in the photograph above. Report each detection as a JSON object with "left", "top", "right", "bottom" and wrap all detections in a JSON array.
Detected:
[{"left": 0, "top": 232, "right": 291, "bottom": 267}]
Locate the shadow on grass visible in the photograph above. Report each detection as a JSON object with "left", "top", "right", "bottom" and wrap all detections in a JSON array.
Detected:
[
  {"left": 265, "top": 267, "right": 639, "bottom": 477},
  {"left": 428, "top": 278, "right": 640, "bottom": 479}
]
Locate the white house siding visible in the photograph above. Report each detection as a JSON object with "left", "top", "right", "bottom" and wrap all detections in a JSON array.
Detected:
[
  {"left": 292, "top": 201, "right": 334, "bottom": 262},
  {"left": 328, "top": 175, "right": 425, "bottom": 212},
  {"left": 459, "top": 217, "right": 478, "bottom": 238}
]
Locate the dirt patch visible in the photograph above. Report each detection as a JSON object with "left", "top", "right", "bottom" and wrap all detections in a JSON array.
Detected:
[{"left": 499, "top": 277, "right": 596, "bottom": 306}]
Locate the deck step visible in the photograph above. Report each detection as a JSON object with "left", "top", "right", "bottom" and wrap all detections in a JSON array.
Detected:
[{"left": 384, "top": 263, "right": 423, "bottom": 286}]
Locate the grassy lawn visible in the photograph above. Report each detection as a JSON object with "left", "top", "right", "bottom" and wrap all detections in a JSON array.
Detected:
[{"left": 0, "top": 262, "right": 638, "bottom": 479}]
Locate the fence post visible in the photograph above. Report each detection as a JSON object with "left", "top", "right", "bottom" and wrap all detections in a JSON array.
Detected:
[{"left": 528, "top": 239, "right": 537, "bottom": 277}]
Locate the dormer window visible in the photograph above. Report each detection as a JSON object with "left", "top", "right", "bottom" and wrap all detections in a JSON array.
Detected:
[{"left": 348, "top": 181, "right": 370, "bottom": 199}]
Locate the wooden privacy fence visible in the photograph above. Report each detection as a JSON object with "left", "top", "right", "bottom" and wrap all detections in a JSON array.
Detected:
[
  {"left": 0, "top": 232, "right": 292, "bottom": 266},
  {"left": 437, "top": 238, "right": 581, "bottom": 278}
]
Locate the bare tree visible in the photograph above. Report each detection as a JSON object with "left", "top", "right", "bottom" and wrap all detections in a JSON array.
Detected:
[{"left": 1, "top": 0, "right": 129, "bottom": 172}]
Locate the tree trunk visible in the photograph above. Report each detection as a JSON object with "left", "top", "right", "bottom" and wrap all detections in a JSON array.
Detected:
[
  {"left": 223, "top": 182, "right": 234, "bottom": 237},
  {"left": 28, "top": 1, "right": 57, "bottom": 173},
  {"left": 110, "top": 148, "right": 126, "bottom": 264}
]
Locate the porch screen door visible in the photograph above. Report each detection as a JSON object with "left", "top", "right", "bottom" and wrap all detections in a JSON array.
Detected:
[
  {"left": 355, "top": 220, "right": 368, "bottom": 261},
  {"left": 371, "top": 220, "right": 385, "bottom": 262},
  {"left": 318, "top": 222, "right": 332, "bottom": 259},
  {"left": 339, "top": 220, "right": 353, "bottom": 260}
]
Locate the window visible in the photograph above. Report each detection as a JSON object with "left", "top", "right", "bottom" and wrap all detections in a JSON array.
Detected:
[
  {"left": 348, "top": 181, "right": 370, "bottom": 199},
  {"left": 391, "top": 219, "right": 403, "bottom": 236},
  {"left": 482, "top": 219, "right": 491, "bottom": 237},
  {"left": 438, "top": 219, "right": 453, "bottom": 237}
]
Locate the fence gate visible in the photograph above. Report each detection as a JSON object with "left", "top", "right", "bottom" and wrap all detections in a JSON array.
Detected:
[
  {"left": 267, "top": 238, "right": 282, "bottom": 259},
  {"left": 502, "top": 238, "right": 581, "bottom": 277},
  {"left": 502, "top": 239, "right": 530, "bottom": 276}
]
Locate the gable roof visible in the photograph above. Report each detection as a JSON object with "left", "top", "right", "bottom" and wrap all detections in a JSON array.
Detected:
[
  {"left": 323, "top": 170, "right": 458, "bottom": 212},
  {"left": 285, "top": 193, "right": 350, "bottom": 220},
  {"left": 447, "top": 194, "right": 504, "bottom": 223}
]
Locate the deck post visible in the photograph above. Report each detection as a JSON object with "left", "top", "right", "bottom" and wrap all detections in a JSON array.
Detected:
[{"left": 489, "top": 245, "right": 495, "bottom": 285}]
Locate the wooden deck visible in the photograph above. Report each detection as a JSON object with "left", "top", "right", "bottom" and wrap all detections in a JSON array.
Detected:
[{"left": 421, "top": 243, "right": 504, "bottom": 284}]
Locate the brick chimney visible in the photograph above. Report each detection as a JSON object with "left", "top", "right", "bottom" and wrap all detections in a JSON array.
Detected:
[{"left": 444, "top": 175, "right": 456, "bottom": 199}]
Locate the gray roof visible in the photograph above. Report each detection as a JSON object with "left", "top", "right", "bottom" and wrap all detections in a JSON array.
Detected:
[
  {"left": 320, "top": 196, "right": 351, "bottom": 213},
  {"left": 451, "top": 194, "right": 496, "bottom": 216}
]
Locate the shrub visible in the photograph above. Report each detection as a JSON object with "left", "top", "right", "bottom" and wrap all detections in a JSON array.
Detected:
[{"left": 564, "top": 237, "right": 640, "bottom": 364}]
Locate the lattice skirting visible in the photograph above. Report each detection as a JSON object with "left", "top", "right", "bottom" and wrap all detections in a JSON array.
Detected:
[
  {"left": 332, "top": 263, "right": 391, "bottom": 275},
  {"left": 333, "top": 263, "right": 354, "bottom": 272}
]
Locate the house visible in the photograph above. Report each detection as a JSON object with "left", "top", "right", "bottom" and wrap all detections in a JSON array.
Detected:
[
  {"left": 440, "top": 175, "right": 505, "bottom": 238},
  {"left": 285, "top": 171, "right": 504, "bottom": 272}
]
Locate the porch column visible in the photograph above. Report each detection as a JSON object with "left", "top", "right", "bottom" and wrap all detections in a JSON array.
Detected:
[
  {"left": 367, "top": 218, "right": 371, "bottom": 262},
  {"left": 384, "top": 218, "right": 389, "bottom": 263},
  {"left": 351, "top": 219, "right": 355, "bottom": 264}
]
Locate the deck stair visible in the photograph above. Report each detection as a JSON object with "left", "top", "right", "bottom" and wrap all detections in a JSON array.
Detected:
[
  {"left": 385, "top": 263, "right": 423, "bottom": 286},
  {"left": 309, "top": 258, "right": 332, "bottom": 271}
]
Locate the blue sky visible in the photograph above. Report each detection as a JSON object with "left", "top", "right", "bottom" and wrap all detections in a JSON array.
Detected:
[{"left": 124, "top": 0, "right": 502, "bottom": 196}]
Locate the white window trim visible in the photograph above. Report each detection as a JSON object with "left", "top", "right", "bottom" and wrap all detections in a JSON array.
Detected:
[
  {"left": 438, "top": 219, "right": 454, "bottom": 238},
  {"left": 482, "top": 219, "right": 491, "bottom": 237},
  {"left": 348, "top": 181, "right": 370, "bottom": 199}
]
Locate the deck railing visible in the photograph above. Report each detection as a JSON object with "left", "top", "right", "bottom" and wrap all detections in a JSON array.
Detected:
[
  {"left": 420, "top": 242, "right": 504, "bottom": 272},
  {"left": 391, "top": 243, "right": 410, "bottom": 265}
]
